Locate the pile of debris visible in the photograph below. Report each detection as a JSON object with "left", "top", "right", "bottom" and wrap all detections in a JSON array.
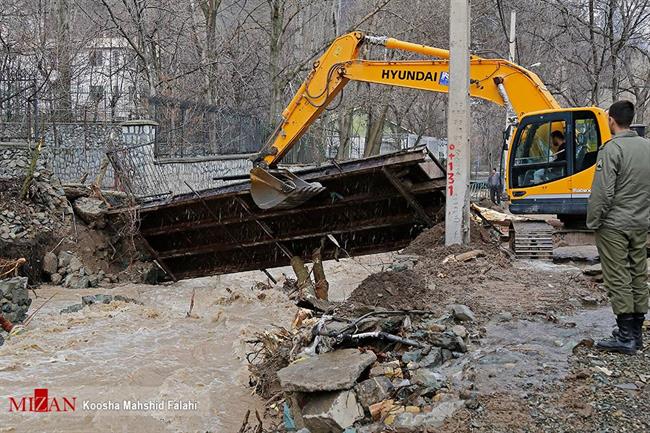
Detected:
[
  {"left": 41, "top": 250, "right": 119, "bottom": 289},
  {"left": 249, "top": 302, "right": 477, "bottom": 432},
  {"left": 0, "top": 171, "right": 69, "bottom": 243}
]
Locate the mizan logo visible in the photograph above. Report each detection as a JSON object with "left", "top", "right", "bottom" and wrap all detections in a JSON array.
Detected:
[{"left": 9, "top": 389, "right": 76, "bottom": 413}]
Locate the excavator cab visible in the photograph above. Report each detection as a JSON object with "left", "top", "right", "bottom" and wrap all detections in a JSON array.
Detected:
[{"left": 507, "top": 107, "right": 610, "bottom": 218}]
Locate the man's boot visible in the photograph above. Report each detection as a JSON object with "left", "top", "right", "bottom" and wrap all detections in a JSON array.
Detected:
[
  {"left": 634, "top": 313, "right": 645, "bottom": 350},
  {"left": 598, "top": 314, "right": 637, "bottom": 354},
  {"left": 611, "top": 313, "right": 645, "bottom": 349}
]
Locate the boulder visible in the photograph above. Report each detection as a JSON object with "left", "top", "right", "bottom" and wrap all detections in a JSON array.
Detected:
[
  {"left": 582, "top": 263, "right": 602, "bottom": 276},
  {"left": 58, "top": 251, "right": 74, "bottom": 268},
  {"left": 418, "top": 331, "right": 467, "bottom": 352},
  {"left": 72, "top": 276, "right": 90, "bottom": 289},
  {"left": 68, "top": 256, "right": 83, "bottom": 273},
  {"left": 301, "top": 390, "right": 364, "bottom": 432},
  {"left": 355, "top": 376, "right": 394, "bottom": 409},
  {"left": 73, "top": 197, "right": 107, "bottom": 227},
  {"left": 60, "top": 304, "right": 84, "bottom": 314},
  {"left": 450, "top": 304, "right": 476, "bottom": 322},
  {"left": 42, "top": 252, "right": 58, "bottom": 275},
  {"left": 278, "top": 349, "right": 377, "bottom": 393},
  {"left": 413, "top": 347, "right": 443, "bottom": 369},
  {"left": 451, "top": 325, "right": 468, "bottom": 339},
  {"left": 50, "top": 273, "right": 63, "bottom": 285},
  {"left": 82, "top": 294, "right": 114, "bottom": 306}
]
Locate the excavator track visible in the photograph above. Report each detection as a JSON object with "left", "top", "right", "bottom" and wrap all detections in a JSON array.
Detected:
[{"left": 509, "top": 220, "right": 554, "bottom": 260}]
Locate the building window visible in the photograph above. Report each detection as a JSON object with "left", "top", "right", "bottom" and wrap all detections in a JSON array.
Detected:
[
  {"left": 89, "top": 50, "right": 103, "bottom": 67},
  {"left": 89, "top": 85, "right": 104, "bottom": 102}
]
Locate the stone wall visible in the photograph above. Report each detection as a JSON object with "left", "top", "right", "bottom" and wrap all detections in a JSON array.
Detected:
[
  {"left": 0, "top": 142, "right": 32, "bottom": 179},
  {"left": 114, "top": 122, "right": 250, "bottom": 199},
  {"left": 45, "top": 123, "right": 119, "bottom": 189},
  {"left": 1, "top": 122, "right": 251, "bottom": 199}
]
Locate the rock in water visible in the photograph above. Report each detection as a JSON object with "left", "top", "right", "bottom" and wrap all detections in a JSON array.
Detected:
[
  {"left": 82, "top": 294, "right": 114, "bottom": 306},
  {"left": 60, "top": 304, "right": 84, "bottom": 314},
  {"left": 301, "top": 390, "right": 364, "bottom": 432},
  {"left": 277, "top": 349, "right": 377, "bottom": 392}
]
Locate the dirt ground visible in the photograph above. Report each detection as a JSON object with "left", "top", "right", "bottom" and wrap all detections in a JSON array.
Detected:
[{"left": 346, "top": 221, "right": 602, "bottom": 319}]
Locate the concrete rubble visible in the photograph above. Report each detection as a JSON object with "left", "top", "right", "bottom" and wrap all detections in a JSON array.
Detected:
[{"left": 252, "top": 301, "right": 478, "bottom": 433}]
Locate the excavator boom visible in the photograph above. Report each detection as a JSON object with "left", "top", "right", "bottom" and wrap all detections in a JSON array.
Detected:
[{"left": 250, "top": 31, "right": 561, "bottom": 210}]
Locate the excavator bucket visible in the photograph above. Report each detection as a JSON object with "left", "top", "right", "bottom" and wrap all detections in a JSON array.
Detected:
[{"left": 250, "top": 167, "right": 325, "bottom": 210}]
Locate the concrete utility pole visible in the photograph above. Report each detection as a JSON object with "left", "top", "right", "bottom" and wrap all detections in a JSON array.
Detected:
[{"left": 445, "top": 0, "right": 471, "bottom": 246}]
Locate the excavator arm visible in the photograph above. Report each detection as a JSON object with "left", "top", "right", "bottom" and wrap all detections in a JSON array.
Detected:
[{"left": 250, "top": 31, "right": 561, "bottom": 210}]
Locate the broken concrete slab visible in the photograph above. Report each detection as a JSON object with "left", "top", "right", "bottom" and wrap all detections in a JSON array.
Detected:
[
  {"left": 355, "top": 376, "right": 394, "bottom": 409},
  {"left": 553, "top": 246, "right": 599, "bottom": 264},
  {"left": 278, "top": 349, "right": 377, "bottom": 392},
  {"left": 301, "top": 389, "right": 364, "bottom": 432}
]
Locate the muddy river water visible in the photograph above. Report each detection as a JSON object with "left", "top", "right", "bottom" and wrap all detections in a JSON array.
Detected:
[{"left": 0, "top": 256, "right": 388, "bottom": 432}]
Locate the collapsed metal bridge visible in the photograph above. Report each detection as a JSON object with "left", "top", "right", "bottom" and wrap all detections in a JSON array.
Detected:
[{"left": 131, "top": 147, "right": 446, "bottom": 281}]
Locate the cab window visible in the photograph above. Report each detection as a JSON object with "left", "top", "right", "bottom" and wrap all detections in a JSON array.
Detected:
[
  {"left": 574, "top": 113, "right": 600, "bottom": 173},
  {"left": 511, "top": 119, "right": 568, "bottom": 188}
]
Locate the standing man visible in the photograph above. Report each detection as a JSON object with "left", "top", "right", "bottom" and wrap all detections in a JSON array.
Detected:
[
  {"left": 587, "top": 100, "right": 650, "bottom": 354},
  {"left": 487, "top": 168, "right": 502, "bottom": 205}
]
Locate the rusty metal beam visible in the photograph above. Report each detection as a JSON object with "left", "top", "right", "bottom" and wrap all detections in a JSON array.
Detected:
[
  {"left": 139, "top": 180, "right": 443, "bottom": 236},
  {"left": 382, "top": 167, "right": 435, "bottom": 227},
  {"left": 158, "top": 214, "right": 417, "bottom": 259}
]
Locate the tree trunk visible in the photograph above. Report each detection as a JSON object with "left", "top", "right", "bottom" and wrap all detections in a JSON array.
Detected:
[
  {"left": 199, "top": 0, "right": 222, "bottom": 105},
  {"left": 53, "top": 0, "right": 72, "bottom": 122},
  {"left": 364, "top": 105, "right": 388, "bottom": 157},
  {"left": 337, "top": 107, "right": 354, "bottom": 160},
  {"left": 268, "top": 0, "right": 285, "bottom": 125}
]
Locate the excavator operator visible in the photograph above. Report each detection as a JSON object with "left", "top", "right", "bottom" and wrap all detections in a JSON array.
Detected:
[{"left": 551, "top": 130, "right": 566, "bottom": 161}]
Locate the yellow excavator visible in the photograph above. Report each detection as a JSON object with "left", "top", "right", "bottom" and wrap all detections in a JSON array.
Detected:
[{"left": 250, "top": 31, "right": 611, "bottom": 224}]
